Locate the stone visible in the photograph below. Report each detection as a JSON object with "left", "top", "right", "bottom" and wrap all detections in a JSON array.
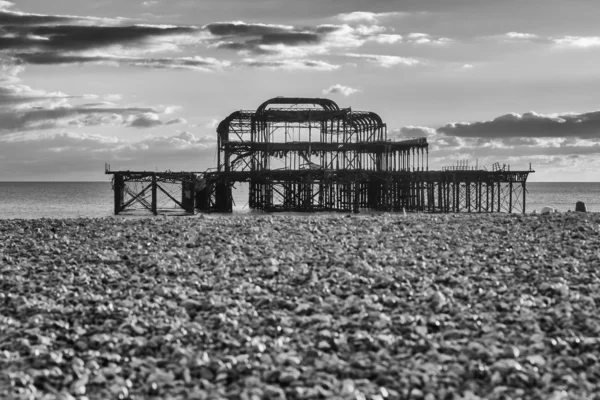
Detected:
[
  {"left": 541, "top": 206, "right": 555, "bottom": 215},
  {"left": 575, "top": 201, "right": 587, "bottom": 212}
]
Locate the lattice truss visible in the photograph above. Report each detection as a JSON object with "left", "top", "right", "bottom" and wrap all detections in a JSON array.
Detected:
[
  {"left": 120, "top": 181, "right": 182, "bottom": 212},
  {"left": 417, "top": 180, "right": 528, "bottom": 214},
  {"left": 111, "top": 173, "right": 197, "bottom": 215}
]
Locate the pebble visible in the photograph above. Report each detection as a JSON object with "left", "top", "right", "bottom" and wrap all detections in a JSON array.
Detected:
[{"left": 1, "top": 213, "right": 600, "bottom": 398}]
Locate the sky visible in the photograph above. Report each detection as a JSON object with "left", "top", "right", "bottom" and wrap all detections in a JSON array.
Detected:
[{"left": 1, "top": 0, "right": 600, "bottom": 181}]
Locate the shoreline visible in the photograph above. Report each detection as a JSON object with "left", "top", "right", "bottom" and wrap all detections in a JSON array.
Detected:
[
  {"left": 2, "top": 213, "right": 600, "bottom": 398},
  {"left": 0, "top": 207, "right": 596, "bottom": 221}
]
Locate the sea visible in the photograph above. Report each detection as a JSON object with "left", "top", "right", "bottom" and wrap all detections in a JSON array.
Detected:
[{"left": 0, "top": 181, "right": 599, "bottom": 219}]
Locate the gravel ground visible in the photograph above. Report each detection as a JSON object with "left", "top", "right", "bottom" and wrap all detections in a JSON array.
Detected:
[{"left": 1, "top": 212, "right": 600, "bottom": 400}]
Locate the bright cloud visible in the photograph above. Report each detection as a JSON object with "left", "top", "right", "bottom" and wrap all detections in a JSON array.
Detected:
[
  {"left": 406, "top": 32, "right": 452, "bottom": 45},
  {"left": 322, "top": 84, "right": 361, "bottom": 96},
  {"left": 553, "top": 36, "right": 600, "bottom": 48},
  {"left": 240, "top": 58, "right": 340, "bottom": 71},
  {"left": 505, "top": 32, "right": 539, "bottom": 40},
  {"left": 335, "top": 11, "right": 406, "bottom": 23},
  {"left": 345, "top": 53, "right": 421, "bottom": 68}
]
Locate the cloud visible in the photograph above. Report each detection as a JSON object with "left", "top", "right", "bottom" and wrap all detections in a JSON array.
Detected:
[
  {"left": 203, "top": 21, "right": 329, "bottom": 56},
  {"left": 0, "top": 7, "right": 205, "bottom": 62},
  {"left": 203, "top": 21, "right": 296, "bottom": 37},
  {"left": 203, "top": 21, "right": 417, "bottom": 57},
  {"left": 3, "top": 7, "right": 378, "bottom": 73},
  {"left": 322, "top": 84, "right": 360, "bottom": 96},
  {"left": 0, "top": 56, "right": 189, "bottom": 136},
  {"left": 128, "top": 113, "right": 186, "bottom": 128},
  {"left": 335, "top": 11, "right": 406, "bottom": 23},
  {"left": 0, "top": 83, "right": 72, "bottom": 107},
  {"left": 345, "top": 53, "right": 421, "bottom": 68},
  {"left": 2, "top": 5, "right": 446, "bottom": 75},
  {"left": 505, "top": 32, "right": 539, "bottom": 40},
  {"left": 142, "top": 1, "right": 159, "bottom": 6},
  {"left": 0, "top": 1, "right": 13, "bottom": 10},
  {"left": 0, "top": 57, "right": 24, "bottom": 83},
  {"left": 553, "top": 36, "right": 600, "bottom": 48},
  {"left": 490, "top": 32, "right": 600, "bottom": 48},
  {"left": 0, "top": 98, "right": 189, "bottom": 133},
  {"left": 438, "top": 110, "right": 600, "bottom": 139},
  {"left": 392, "top": 126, "right": 437, "bottom": 139},
  {"left": 389, "top": 109, "right": 600, "bottom": 177},
  {"left": 15, "top": 52, "right": 230, "bottom": 71},
  {"left": 0, "top": 23, "right": 199, "bottom": 52},
  {"left": 405, "top": 33, "right": 452, "bottom": 45},
  {"left": 128, "top": 112, "right": 163, "bottom": 128},
  {"left": 240, "top": 58, "right": 340, "bottom": 71},
  {"left": 0, "top": 130, "right": 217, "bottom": 179}
]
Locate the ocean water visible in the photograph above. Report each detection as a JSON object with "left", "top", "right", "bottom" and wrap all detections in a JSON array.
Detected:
[{"left": 0, "top": 181, "right": 598, "bottom": 219}]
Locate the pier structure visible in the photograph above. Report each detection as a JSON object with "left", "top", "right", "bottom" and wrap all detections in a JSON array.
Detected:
[
  {"left": 106, "top": 97, "right": 533, "bottom": 215},
  {"left": 105, "top": 165, "right": 202, "bottom": 215},
  {"left": 199, "top": 97, "right": 531, "bottom": 213}
]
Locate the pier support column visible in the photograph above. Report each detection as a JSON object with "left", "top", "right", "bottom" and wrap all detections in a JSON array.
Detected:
[
  {"left": 523, "top": 182, "right": 526, "bottom": 214},
  {"left": 509, "top": 181, "right": 513, "bottom": 214},
  {"left": 182, "top": 179, "right": 196, "bottom": 214},
  {"left": 151, "top": 174, "right": 157, "bottom": 216},
  {"left": 497, "top": 182, "right": 501, "bottom": 213},
  {"left": 113, "top": 174, "right": 124, "bottom": 215},
  {"left": 215, "top": 181, "right": 232, "bottom": 212}
]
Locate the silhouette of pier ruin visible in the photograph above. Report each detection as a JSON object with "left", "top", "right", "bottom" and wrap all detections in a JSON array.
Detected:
[{"left": 106, "top": 97, "right": 533, "bottom": 215}]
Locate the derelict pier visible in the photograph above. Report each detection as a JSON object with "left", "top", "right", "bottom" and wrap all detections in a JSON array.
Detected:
[{"left": 106, "top": 97, "right": 533, "bottom": 215}]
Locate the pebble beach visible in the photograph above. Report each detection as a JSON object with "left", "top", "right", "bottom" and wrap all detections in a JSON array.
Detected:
[{"left": 1, "top": 213, "right": 600, "bottom": 400}]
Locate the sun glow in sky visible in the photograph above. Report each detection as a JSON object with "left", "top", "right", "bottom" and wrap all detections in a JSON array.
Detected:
[{"left": 2, "top": 0, "right": 600, "bottom": 181}]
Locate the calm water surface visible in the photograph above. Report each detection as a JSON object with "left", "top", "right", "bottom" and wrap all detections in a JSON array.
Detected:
[{"left": 0, "top": 181, "right": 598, "bottom": 219}]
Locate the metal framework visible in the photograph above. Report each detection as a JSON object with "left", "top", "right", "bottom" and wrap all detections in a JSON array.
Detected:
[
  {"left": 198, "top": 97, "right": 531, "bottom": 214},
  {"left": 105, "top": 165, "right": 202, "bottom": 215},
  {"left": 106, "top": 97, "right": 533, "bottom": 215}
]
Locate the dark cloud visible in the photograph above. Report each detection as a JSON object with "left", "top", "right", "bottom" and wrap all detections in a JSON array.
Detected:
[
  {"left": 259, "top": 32, "right": 320, "bottom": 45},
  {"left": 1, "top": 7, "right": 410, "bottom": 72},
  {"left": 438, "top": 111, "right": 600, "bottom": 139},
  {"left": 0, "top": 23, "right": 197, "bottom": 52},
  {"left": 203, "top": 22, "right": 292, "bottom": 37},
  {"left": 204, "top": 22, "right": 323, "bottom": 55},
  {"left": 0, "top": 9, "right": 79, "bottom": 26},
  {"left": 203, "top": 21, "right": 406, "bottom": 57}
]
